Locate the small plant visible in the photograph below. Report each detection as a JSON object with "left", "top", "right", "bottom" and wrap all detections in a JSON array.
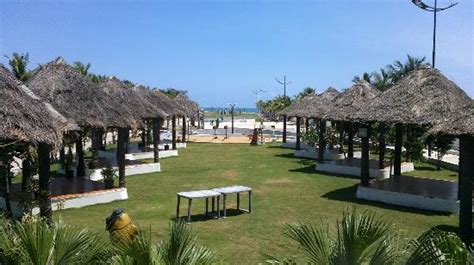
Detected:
[
  {"left": 101, "top": 164, "right": 116, "bottom": 189},
  {"left": 301, "top": 125, "right": 318, "bottom": 147}
]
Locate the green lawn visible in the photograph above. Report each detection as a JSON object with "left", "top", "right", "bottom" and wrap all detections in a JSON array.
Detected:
[{"left": 54, "top": 143, "right": 458, "bottom": 264}]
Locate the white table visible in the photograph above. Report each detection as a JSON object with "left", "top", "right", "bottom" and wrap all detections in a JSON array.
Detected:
[
  {"left": 212, "top": 186, "right": 252, "bottom": 218},
  {"left": 176, "top": 190, "right": 222, "bottom": 223}
]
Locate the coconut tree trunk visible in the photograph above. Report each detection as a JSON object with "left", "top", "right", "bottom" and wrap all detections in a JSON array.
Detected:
[
  {"left": 458, "top": 135, "right": 473, "bottom": 244},
  {"left": 117, "top": 128, "right": 128, "bottom": 188},
  {"left": 153, "top": 118, "right": 161, "bottom": 163},
  {"left": 37, "top": 143, "right": 52, "bottom": 224},
  {"left": 360, "top": 126, "right": 371, "bottom": 187},
  {"left": 282, "top": 115, "right": 287, "bottom": 143},
  {"left": 76, "top": 132, "right": 85, "bottom": 177},
  {"left": 172, "top": 116, "right": 177, "bottom": 150},
  {"left": 318, "top": 119, "right": 326, "bottom": 163},
  {"left": 347, "top": 122, "right": 354, "bottom": 158},
  {"left": 394, "top": 123, "right": 403, "bottom": 176},
  {"left": 378, "top": 124, "right": 387, "bottom": 169},
  {"left": 296, "top": 117, "right": 301, "bottom": 150},
  {"left": 182, "top": 116, "right": 186, "bottom": 142}
]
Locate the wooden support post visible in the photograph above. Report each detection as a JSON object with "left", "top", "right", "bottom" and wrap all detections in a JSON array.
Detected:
[
  {"left": 458, "top": 135, "right": 473, "bottom": 243},
  {"left": 217, "top": 196, "right": 220, "bottom": 218},
  {"left": 187, "top": 198, "right": 192, "bottom": 223},
  {"left": 205, "top": 198, "right": 209, "bottom": 214},
  {"left": 117, "top": 128, "right": 128, "bottom": 188},
  {"left": 305, "top": 117, "right": 310, "bottom": 132},
  {"left": 212, "top": 197, "right": 215, "bottom": 212},
  {"left": 318, "top": 119, "right": 326, "bottom": 163},
  {"left": 347, "top": 122, "right": 354, "bottom": 158},
  {"left": 182, "top": 116, "right": 186, "bottom": 142},
  {"left": 37, "top": 143, "right": 52, "bottom": 224},
  {"left": 141, "top": 127, "right": 146, "bottom": 152},
  {"left": 248, "top": 191, "right": 252, "bottom": 213},
  {"left": 283, "top": 115, "right": 287, "bottom": 143},
  {"left": 360, "top": 127, "right": 370, "bottom": 187},
  {"left": 176, "top": 195, "right": 180, "bottom": 219},
  {"left": 76, "top": 132, "right": 85, "bottom": 177},
  {"left": 296, "top": 117, "right": 301, "bottom": 150},
  {"left": 394, "top": 123, "right": 403, "bottom": 176},
  {"left": 172, "top": 116, "right": 177, "bottom": 150},
  {"left": 378, "top": 124, "right": 387, "bottom": 170},
  {"left": 153, "top": 118, "right": 160, "bottom": 163}
]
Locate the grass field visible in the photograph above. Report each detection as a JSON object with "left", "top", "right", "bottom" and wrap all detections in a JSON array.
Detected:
[{"left": 54, "top": 143, "right": 458, "bottom": 264}]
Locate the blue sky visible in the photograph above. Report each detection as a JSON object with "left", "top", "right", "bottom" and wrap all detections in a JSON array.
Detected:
[{"left": 1, "top": 0, "right": 472, "bottom": 107}]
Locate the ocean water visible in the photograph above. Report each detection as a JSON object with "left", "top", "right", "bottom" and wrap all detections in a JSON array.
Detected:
[{"left": 203, "top": 107, "right": 259, "bottom": 113}]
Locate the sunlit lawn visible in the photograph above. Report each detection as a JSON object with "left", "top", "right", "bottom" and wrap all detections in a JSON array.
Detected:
[{"left": 54, "top": 143, "right": 458, "bottom": 264}]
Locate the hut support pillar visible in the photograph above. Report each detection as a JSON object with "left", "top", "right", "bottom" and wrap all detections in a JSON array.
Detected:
[
  {"left": 458, "top": 135, "right": 473, "bottom": 243},
  {"left": 318, "top": 119, "right": 326, "bottom": 163},
  {"left": 360, "top": 127, "right": 370, "bottom": 187},
  {"left": 338, "top": 122, "right": 344, "bottom": 154},
  {"left": 90, "top": 128, "right": 102, "bottom": 168},
  {"left": 59, "top": 145, "right": 65, "bottom": 169},
  {"left": 378, "top": 124, "right": 387, "bottom": 169},
  {"left": 75, "top": 132, "right": 85, "bottom": 177},
  {"left": 394, "top": 123, "right": 403, "bottom": 176},
  {"left": 182, "top": 116, "right": 186, "bottom": 142},
  {"left": 172, "top": 116, "right": 177, "bottom": 150},
  {"left": 153, "top": 118, "right": 161, "bottom": 163},
  {"left": 37, "top": 143, "right": 52, "bottom": 224},
  {"left": 282, "top": 115, "right": 287, "bottom": 143},
  {"left": 347, "top": 122, "right": 354, "bottom": 158},
  {"left": 117, "top": 128, "right": 128, "bottom": 188},
  {"left": 296, "top": 117, "right": 301, "bottom": 150},
  {"left": 141, "top": 126, "right": 147, "bottom": 152},
  {"left": 305, "top": 118, "right": 310, "bottom": 132},
  {"left": 21, "top": 151, "right": 33, "bottom": 197}
]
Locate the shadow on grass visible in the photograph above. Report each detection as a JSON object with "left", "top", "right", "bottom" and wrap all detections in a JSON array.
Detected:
[
  {"left": 267, "top": 145, "right": 293, "bottom": 150},
  {"left": 322, "top": 185, "right": 451, "bottom": 217},
  {"left": 173, "top": 209, "right": 249, "bottom": 223},
  {"left": 414, "top": 165, "right": 440, "bottom": 171}
]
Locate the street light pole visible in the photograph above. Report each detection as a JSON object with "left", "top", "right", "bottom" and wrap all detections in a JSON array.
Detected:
[{"left": 412, "top": 0, "right": 458, "bottom": 68}]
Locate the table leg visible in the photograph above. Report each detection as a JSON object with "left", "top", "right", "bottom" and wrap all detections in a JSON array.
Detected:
[
  {"left": 212, "top": 197, "right": 215, "bottom": 212},
  {"left": 237, "top": 193, "right": 240, "bottom": 210},
  {"left": 217, "top": 196, "right": 220, "bottom": 218},
  {"left": 187, "top": 198, "right": 192, "bottom": 223},
  {"left": 249, "top": 191, "right": 252, "bottom": 213},
  {"left": 223, "top": 194, "right": 227, "bottom": 218},
  {"left": 176, "top": 195, "right": 180, "bottom": 219},
  {"left": 205, "top": 198, "right": 209, "bottom": 214}
]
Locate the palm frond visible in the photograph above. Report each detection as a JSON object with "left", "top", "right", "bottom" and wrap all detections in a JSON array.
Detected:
[{"left": 285, "top": 222, "right": 332, "bottom": 264}]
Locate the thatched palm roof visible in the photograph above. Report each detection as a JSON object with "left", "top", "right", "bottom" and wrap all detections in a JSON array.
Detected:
[
  {"left": 355, "top": 67, "right": 472, "bottom": 125},
  {"left": 99, "top": 77, "right": 167, "bottom": 122},
  {"left": 280, "top": 94, "right": 317, "bottom": 118},
  {"left": 174, "top": 94, "right": 200, "bottom": 119},
  {"left": 323, "top": 81, "right": 380, "bottom": 122},
  {"left": 27, "top": 57, "right": 138, "bottom": 129},
  {"left": 133, "top": 85, "right": 186, "bottom": 117},
  {"left": 303, "top": 87, "right": 340, "bottom": 119},
  {"left": 0, "top": 64, "right": 71, "bottom": 147},
  {"left": 429, "top": 102, "right": 474, "bottom": 136}
]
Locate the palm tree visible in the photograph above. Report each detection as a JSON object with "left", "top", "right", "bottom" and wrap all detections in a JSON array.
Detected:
[
  {"left": 5, "top": 52, "right": 32, "bottom": 81},
  {"left": 266, "top": 209, "right": 471, "bottom": 264},
  {"left": 352, "top": 72, "right": 372, "bottom": 84},
  {"left": 73, "top": 61, "right": 91, "bottom": 76},
  {"left": 0, "top": 217, "right": 108, "bottom": 264},
  {"left": 387, "top": 55, "right": 426, "bottom": 83}
]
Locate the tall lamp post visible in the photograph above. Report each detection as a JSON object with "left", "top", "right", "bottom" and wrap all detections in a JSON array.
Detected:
[
  {"left": 411, "top": 0, "right": 458, "bottom": 68},
  {"left": 276, "top": 75, "right": 291, "bottom": 143},
  {"left": 229, "top": 103, "right": 236, "bottom": 134}
]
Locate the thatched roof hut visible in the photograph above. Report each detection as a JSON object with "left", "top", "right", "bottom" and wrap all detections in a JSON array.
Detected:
[
  {"left": 99, "top": 77, "right": 167, "bottom": 122},
  {"left": 280, "top": 95, "right": 317, "bottom": 118},
  {"left": 354, "top": 67, "right": 472, "bottom": 125},
  {"left": 174, "top": 94, "right": 200, "bottom": 119},
  {"left": 0, "top": 64, "right": 71, "bottom": 147},
  {"left": 27, "top": 57, "right": 138, "bottom": 129},
  {"left": 305, "top": 87, "right": 340, "bottom": 118},
  {"left": 133, "top": 85, "right": 186, "bottom": 117},
  {"left": 323, "top": 81, "right": 380, "bottom": 122},
  {"left": 429, "top": 101, "right": 474, "bottom": 136}
]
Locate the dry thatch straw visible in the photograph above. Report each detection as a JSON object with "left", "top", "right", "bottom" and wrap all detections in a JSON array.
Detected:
[
  {"left": 133, "top": 85, "right": 186, "bottom": 117},
  {"left": 174, "top": 93, "right": 200, "bottom": 119},
  {"left": 303, "top": 87, "right": 340, "bottom": 119},
  {"left": 428, "top": 101, "right": 474, "bottom": 136},
  {"left": 99, "top": 77, "right": 167, "bottom": 124},
  {"left": 323, "top": 81, "right": 380, "bottom": 122},
  {"left": 354, "top": 67, "right": 472, "bottom": 125},
  {"left": 280, "top": 94, "right": 317, "bottom": 118},
  {"left": 0, "top": 64, "right": 72, "bottom": 147},
  {"left": 27, "top": 57, "right": 139, "bottom": 129}
]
